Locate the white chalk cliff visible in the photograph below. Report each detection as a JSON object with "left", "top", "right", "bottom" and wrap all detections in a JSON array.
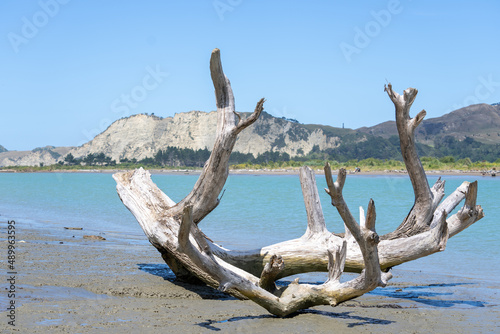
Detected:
[{"left": 66, "top": 111, "right": 349, "bottom": 163}]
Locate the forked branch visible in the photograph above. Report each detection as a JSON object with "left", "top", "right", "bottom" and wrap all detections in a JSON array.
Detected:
[{"left": 174, "top": 49, "right": 264, "bottom": 224}]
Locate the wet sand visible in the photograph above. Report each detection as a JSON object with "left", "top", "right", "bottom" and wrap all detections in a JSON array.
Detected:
[{"left": 1, "top": 225, "right": 499, "bottom": 333}]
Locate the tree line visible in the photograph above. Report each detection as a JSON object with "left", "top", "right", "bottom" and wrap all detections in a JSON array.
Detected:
[{"left": 62, "top": 153, "right": 116, "bottom": 166}]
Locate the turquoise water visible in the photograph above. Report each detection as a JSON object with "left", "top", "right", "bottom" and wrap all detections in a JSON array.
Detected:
[{"left": 0, "top": 171, "right": 498, "bottom": 284}]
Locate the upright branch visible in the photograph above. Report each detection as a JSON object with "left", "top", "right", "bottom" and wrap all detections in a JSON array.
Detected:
[
  {"left": 300, "top": 166, "right": 328, "bottom": 238},
  {"left": 259, "top": 254, "right": 284, "bottom": 293},
  {"left": 324, "top": 165, "right": 390, "bottom": 287},
  {"left": 383, "top": 84, "right": 434, "bottom": 239},
  {"left": 326, "top": 239, "right": 347, "bottom": 283},
  {"left": 175, "top": 49, "right": 264, "bottom": 223},
  {"left": 445, "top": 181, "right": 484, "bottom": 237}
]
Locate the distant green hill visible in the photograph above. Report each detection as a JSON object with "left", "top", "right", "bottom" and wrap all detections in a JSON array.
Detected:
[
  {"left": 358, "top": 103, "right": 500, "bottom": 146},
  {"left": 0, "top": 145, "right": 7, "bottom": 153}
]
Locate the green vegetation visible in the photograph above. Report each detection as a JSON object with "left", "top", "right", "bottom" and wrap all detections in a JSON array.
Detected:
[
  {"left": 432, "top": 136, "right": 500, "bottom": 161},
  {"left": 2, "top": 158, "right": 497, "bottom": 173},
  {"left": 230, "top": 156, "right": 498, "bottom": 172},
  {"left": 2, "top": 153, "right": 498, "bottom": 174},
  {"left": 302, "top": 135, "right": 500, "bottom": 163},
  {"left": 154, "top": 147, "right": 211, "bottom": 167},
  {"left": 61, "top": 153, "right": 116, "bottom": 166}
]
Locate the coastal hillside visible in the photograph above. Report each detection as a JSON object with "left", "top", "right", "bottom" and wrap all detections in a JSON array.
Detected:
[
  {"left": 0, "top": 146, "right": 73, "bottom": 167},
  {"left": 1, "top": 103, "right": 499, "bottom": 167},
  {"left": 358, "top": 103, "right": 500, "bottom": 146},
  {"left": 65, "top": 111, "right": 363, "bottom": 163}
]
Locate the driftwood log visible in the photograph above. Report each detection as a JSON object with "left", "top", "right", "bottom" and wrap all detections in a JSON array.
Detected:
[{"left": 113, "top": 49, "right": 484, "bottom": 316}]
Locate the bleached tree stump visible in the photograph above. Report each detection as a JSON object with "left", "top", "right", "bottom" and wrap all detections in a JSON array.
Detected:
[{"left": 113, "top": 49, "right": 484, "bottom": 316}]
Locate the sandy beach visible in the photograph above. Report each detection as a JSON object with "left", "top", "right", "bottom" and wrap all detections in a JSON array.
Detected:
[{"left": 1, "top": 223, "right": 498, "bottom": 333}]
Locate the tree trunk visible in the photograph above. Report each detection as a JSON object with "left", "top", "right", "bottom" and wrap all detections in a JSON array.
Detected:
[{"left": 113, "top": 49, "right": 484, "bottom": 316}]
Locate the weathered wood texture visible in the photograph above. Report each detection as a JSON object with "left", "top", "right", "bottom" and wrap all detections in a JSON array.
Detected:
[{"left": 113, "top": 49, "right": 484, "bottom": 316}]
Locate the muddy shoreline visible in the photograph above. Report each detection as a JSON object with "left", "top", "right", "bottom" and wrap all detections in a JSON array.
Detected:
[{"left": 1, "top": 224, "right": 498, "bottom": 333}]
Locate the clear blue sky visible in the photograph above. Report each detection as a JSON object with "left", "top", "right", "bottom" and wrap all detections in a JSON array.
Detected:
[{"left": 1, "top": 0, "right": 499, "bottom": 151}]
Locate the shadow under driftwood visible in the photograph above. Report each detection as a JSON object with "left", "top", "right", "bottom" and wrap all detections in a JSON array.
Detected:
[
  {"left": 137, "top": 263, "right": 236, "bottom": 300},
  {"left": 137, "top": 263, "right": 488, "bottom": 308},
  {"left": 197, "top": 309, "right": 396, "bottom": 331},
  {"left": 368, "top": 282, "right": 487, "bottom": 308}
]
